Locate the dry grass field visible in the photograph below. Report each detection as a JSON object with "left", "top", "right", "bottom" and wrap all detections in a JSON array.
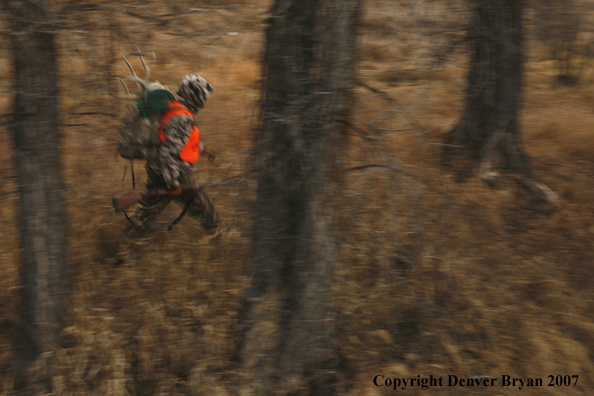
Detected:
[{"left": 2, "top": 0, "right": 594, "bottom": 395}]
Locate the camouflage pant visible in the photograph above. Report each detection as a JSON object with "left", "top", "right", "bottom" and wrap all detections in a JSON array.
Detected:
[{"left": 129, "top": 170, "right": 219, "bottom": 232}]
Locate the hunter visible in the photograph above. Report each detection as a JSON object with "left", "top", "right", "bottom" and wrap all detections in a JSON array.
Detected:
[{"left": 128, "top": 74, "right": 219, "bottom": 233}]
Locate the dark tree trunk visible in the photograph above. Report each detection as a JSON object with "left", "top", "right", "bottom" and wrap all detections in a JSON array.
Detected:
[
  {"left": 7, "top": 0, "right": 69, "bottom": 391},
  {"left": 445, "top": 0, "right": 529, "bottom": 175},
  {"left": 237, "top": 0, "right": 359, "bottom": 394}
]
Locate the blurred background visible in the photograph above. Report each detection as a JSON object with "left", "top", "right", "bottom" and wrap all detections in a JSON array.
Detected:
[{"left": 1, "top": 0, "right": 594, "bottom": 395}]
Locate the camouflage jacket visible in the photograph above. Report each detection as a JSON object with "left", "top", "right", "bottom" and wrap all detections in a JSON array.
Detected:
[{"left": 146, "top": 109, "right": 205, "bottom": 189}]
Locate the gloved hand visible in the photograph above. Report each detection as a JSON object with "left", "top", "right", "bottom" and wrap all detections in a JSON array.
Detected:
[{"left": 203, "top": 148, "right": 217, "bottom": 163}]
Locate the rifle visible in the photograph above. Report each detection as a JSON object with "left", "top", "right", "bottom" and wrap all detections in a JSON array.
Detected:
[
  {"left": 111, "top": 177, "right": 246, "bottom": 231},
  {"left": 112, "top": 184, "right": 204, "bottom": 231}
]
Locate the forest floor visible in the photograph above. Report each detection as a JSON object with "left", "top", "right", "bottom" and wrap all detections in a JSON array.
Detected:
[{"left": 1, "top": 1, "right": 594, "bottom": 395}]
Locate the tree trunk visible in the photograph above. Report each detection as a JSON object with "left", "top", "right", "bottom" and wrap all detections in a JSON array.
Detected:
[
  {"left": 237, "top": 0, "right": 359, "bottom": 394},
  {"left": 7, "top": 0, "right": 69, "bottom": 391},
  {"left": 445, "top": 0, "right": 529, "bottom": 175}
]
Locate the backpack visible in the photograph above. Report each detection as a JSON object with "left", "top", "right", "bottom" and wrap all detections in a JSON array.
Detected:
[{"left": 117, "top": 83, "right": 175, "bottom": 160}]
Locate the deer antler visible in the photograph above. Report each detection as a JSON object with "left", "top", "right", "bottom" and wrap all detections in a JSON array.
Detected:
[
  {"left": 108, "top": 78, "right": 137, "bottom": 101},
  {"left": 110, "top": 47, "right": 156, "bottom": 100}
]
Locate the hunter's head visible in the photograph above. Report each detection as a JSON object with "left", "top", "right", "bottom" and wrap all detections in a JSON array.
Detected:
[{"left": 177, "top": 74, "right": 214, "bottom": 113}]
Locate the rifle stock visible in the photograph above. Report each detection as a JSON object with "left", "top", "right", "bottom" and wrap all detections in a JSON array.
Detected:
[
  {"left": 112, "top": 191, "right": 156, "bottom": 213},
  {"left": 111, "top": 184, "right": 203, "bottom": 213}
]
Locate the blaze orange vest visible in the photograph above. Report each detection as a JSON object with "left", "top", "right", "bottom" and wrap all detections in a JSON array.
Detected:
[{"left": 158, "top": 101, "right": 200, "bottom": 163}]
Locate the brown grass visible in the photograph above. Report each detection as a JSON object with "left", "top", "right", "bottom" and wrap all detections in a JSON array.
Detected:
[{"left": 2, "top": 0, "right": 594, "bottom": 395}]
